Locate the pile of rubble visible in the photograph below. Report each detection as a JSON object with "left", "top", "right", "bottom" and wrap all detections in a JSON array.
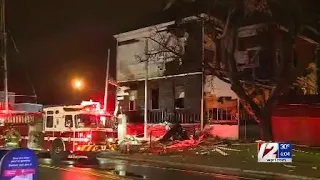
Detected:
[
  {"left": 189, "top": 138, "right": 241, "bottom": 156},
  {"left": 117, "top": 123, "right": 241, "bottom": 156}
]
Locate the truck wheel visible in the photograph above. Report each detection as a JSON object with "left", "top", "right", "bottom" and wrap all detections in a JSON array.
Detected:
[
  {"left": 50, "top": 138, "right": 67, "bottom": 162},
  {"left": 85, "top": 152, "right": 99, "bottom": 165}
]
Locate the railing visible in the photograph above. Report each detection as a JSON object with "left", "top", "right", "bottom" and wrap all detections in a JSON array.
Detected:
[
  {"left": 206, "top": 107, "right": 256, "bottom": 124},
  {"left": 206, "top": 108, "right": 234, "bottom": 121},
  {"left": 148, "top": 109, "right": 200, "bottom": 124},
  {"left": 124, "top": 107, "right": 255, "bottom": 125},
  {"left": 123, "top": 109, "right": 200, "bottom": 124}
]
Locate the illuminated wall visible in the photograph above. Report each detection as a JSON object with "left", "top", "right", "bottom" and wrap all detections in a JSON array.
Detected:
[{"left": 115, "top": 20, "right": 202, "bottom": 82}]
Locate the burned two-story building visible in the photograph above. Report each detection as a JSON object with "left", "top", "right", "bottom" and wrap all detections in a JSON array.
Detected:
[
  {"left": 113, "top": 13, "right": 318, "bottom": 137},
  {"left": 114, "top": 16, "right": 206, "bottom": 124}
]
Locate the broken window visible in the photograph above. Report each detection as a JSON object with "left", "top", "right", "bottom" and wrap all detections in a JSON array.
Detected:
[
  {"left": 151, "top": 88, "right": 159, "bottom": 109},
  {"left": 129, "top": 90, "right": 137, "bottom": 111},
  {"left": 174, "top": 86, "right": 185, "bottom": 109}
]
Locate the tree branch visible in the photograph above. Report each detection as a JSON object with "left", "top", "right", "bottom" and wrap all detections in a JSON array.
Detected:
[
  {"left": 227, "top": 23, "right": 261, "bottom": 115},
  {"left": 239, "top": 99, "right": 260, "bottom": 124},
  {"left": 147, "top": 36, "right": 182, "bottom": 57},
  {"left": 300, "top": 25, "right": 320, "bottom": 36},
  {"left": 217, "top": 8, "right": 234, "bottom": 39},
  {"left": 215, "top": 74, "right": 231, "bottom": 84}
]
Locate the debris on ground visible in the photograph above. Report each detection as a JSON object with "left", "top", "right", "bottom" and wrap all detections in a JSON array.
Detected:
[
  {"left": 154, "top": 129, "right": 240, "bottom": 156},
  {"left": 283, "top": 164, "right": 296, "bottom": 168},
  {"left": 118, "top": 136, "right": 145, "bottom": 153},
  {"left": 119, "top": 123, "right": 242, "bottom": 156},
  {"left": 159, "top": 123, "right": 189, "bottom": 143},
  {"left": 148, "top": 122, "right": 170, "bottom": 139},
  {"left": 164, "top": 137, "right": 200, "bottom": 151}
]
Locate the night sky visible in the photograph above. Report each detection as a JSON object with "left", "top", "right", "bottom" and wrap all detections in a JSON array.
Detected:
[
  {"left": 4, "top": 0, "right": 171, "bottom": 105},
  {"left": 3, "top": 0, "right": 320, "bottom": 105}
]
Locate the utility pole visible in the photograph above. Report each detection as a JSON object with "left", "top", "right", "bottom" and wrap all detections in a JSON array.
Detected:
[
  {"left": 103, "top": 49, "right": 111, "bottom": 111},
  {"left": 200, "top": 20, "right": 205, "bottom": 130},
  {"left": 1, "top": 0, "right": 8, "bottom": 112},
  {"left": 144, "top": 39, "right": 149, "bottom": 139}
]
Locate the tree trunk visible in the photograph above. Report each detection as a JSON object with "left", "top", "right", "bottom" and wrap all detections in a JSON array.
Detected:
[{"left": 258, "top": 110, "right": 273, "bottom": 141}]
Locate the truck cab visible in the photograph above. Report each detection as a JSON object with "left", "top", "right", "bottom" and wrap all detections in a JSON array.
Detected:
[{"left": 43, "top": 101, "right": 116, "bottom": 161}]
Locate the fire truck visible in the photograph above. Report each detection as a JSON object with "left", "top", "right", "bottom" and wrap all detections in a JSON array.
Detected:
[
  {"left": 0, "top": 100, "right": 117, "bottom": 161},
  {"left": 0, "top": 110, "right": 43, "bottom": 149}
]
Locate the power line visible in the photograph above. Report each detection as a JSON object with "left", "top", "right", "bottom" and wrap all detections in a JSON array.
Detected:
[{"left": 7, "top": 28, "right": 38, "bottom": 103}]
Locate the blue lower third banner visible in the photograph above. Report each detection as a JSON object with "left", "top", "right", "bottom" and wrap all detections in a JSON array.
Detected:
[{"left": 0, "top": 148, "right": 38, "bottom": 180}]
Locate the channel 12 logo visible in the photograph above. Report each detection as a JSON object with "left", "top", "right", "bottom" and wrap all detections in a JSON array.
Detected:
[{"left": 257, "top": 142, "right": 292, "bottom": 163}]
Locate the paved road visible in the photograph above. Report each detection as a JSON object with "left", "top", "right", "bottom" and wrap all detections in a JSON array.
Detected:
[
  {"left": 38, "top": 158, "right": 273, "bottom": 180},
  {"left": 39, "top": 164, "right": 125, "bottom": 180}
]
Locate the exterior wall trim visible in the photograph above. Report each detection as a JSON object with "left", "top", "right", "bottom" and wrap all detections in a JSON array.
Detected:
[
  {"left": 118, "top": 72, "right": 202, "bottom": 83},
  {"left": 114, "top": 13, "right": 224, "bottom": 43},
  {"left": 114, "top": 21, "right": 175, "bottom": 42}
]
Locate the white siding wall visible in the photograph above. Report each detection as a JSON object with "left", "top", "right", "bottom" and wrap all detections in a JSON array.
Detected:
[
  {"left": 117, "top": 38, "right": 168, "bottom": 82},
  {"left": 115, "top": 21, "right": 190, "bottom": 82}
]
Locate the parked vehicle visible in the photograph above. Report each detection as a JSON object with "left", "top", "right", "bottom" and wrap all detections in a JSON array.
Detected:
[{"left": 0, "top": 101, "right": 117, "bottom": 161}]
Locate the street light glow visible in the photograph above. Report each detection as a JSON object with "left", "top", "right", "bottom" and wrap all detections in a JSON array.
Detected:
[{"left": 73, "top": 79, "right": 83, "bottom": 90}]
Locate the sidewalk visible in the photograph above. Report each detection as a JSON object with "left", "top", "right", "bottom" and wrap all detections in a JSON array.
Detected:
[{"left": 97, "top": 144, "right": 320, "bottom": 180}]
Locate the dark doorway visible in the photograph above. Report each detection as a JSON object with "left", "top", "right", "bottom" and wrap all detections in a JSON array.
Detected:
[{"left": 151, "top": 88, "right": 159, "bottom": 109}]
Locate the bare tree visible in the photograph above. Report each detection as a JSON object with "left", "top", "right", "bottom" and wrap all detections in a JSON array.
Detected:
[
  {"left": 152, "top": 0, "right": 320, "bottom": 140},
  {"left": 221, "top": 0, "right": 319, "bottom": 140},
  {"left": 134, "top": 25, "right": 189, "bottom": 72}
]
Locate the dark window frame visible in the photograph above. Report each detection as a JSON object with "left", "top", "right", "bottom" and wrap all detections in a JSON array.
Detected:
[
  {"left": 46, "top": 116, "right": 54, "bottom": 128},
  {"left": 65, "top": 115, "right": 73, "bottom": 127}
]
